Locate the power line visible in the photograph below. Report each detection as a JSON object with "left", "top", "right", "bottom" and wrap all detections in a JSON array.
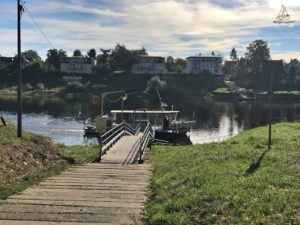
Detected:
[{"left": 21, "top": 0, "right": 55, "bottom": 49}]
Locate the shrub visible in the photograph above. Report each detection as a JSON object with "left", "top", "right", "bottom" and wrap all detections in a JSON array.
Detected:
[
  {"left": 25, "top": 83, "right": 33, "bottom": 90},
  {"left": 65, "top": 81, "right": 85, "bottom": 93},
  {"left": 36, "top": 83, "right": 45, "bottom": 90}
]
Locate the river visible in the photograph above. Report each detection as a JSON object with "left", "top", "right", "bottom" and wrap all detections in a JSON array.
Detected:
[{"left": 1, "top": 95, "right": 300, "bottom": 145}]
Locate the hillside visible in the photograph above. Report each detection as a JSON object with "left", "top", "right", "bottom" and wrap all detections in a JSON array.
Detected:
[
  {"left": 0, "top": 122, "right": 99, "bottom": 199},
  {"left": 144, "top": 122, "right": 300, "bottom": 225}
]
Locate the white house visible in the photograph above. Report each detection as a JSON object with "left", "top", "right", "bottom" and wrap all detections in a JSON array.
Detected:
[
  {"left": 131, "top": 56, "right": 166, "bottom": 74},
  {"left": 60, "top": 57, "right": 96, "bottom": 75},
  {"left": 185, "top": 56, "right": 223, "bottom": 75}
]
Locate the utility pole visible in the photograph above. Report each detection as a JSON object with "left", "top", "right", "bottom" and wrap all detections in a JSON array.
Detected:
[{"left": 17, "top": 0, "right": 23, "bottom": 138}]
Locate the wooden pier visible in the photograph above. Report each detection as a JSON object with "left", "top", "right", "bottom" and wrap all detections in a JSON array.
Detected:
[{"left": 0, "top": 123, "right": 153, "bottom": 225}]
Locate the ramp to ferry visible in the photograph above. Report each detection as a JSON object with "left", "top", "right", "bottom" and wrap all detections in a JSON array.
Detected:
[
  {"left": 101, "top": 134, "right": 142, "bottom": 165},
  {"left": 0, "top": 163, "right": 152, "bottom": 224},
  {"left": 0, "top": 122, "right": 153, "bottom": 225}
]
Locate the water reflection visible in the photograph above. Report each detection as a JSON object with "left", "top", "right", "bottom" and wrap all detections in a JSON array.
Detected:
[{"left": 1, "top": 96, "right": 300, "bottom": 145}]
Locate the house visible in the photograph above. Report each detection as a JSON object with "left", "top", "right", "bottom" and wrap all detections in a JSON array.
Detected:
[
  {"left": 131, "top": 56, "right": 166, "bottom": 74},
  {"left": 185, "top": 55, "right": 223, "bottom": 75},
  {"left": 0, "top": 57, "right": 14, "bottom": 65},
  {"left": 261, "top": 60, "right": 284, "bottom": 90},
  {"left": 60, "top": 57, "right": 96, "bottom": 75}
]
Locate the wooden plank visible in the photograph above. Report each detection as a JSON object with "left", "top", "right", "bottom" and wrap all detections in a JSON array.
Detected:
[{"left": 0, "top": 135, "right": 152, "bottom": 224}]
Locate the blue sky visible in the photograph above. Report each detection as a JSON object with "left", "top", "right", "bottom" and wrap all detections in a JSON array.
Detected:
[{"left": 1, "top": 0, "right": 300, "bottom": 61}]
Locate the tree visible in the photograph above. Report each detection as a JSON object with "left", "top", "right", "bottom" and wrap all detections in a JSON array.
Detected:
[
  {"left": 166, "top": 56, "right": 175, "bottom": 72},
  {"left": 211, "top": 51, "right": 215, "bottom": 56},
  {"left": 245, "top": 40, "right": 270, "bottom": 64},
  {"left": 174, "top": 58, "right": 186, "bottom": 73},
  {"left": 21, "top": 50, "right": 42, "bottom": 62},
  {"left": 87, "top": 49, "right": 96, "bottom": 59},
  {"left": 287, "top": 66, "right": 297, "bottom": 92},
  {"left": 110, "top": 44, "right": 148, "bottom": 72},
  {"left": 145, "top": 75, "right": 167, "bottom": 93},
  {"left": 230, "top": 47, "right": 238, "bottom": 61},
  {"left": 73, "top": 49, "right": 82, "bottom": 57},
  {"left": 46, "top": 49, "right": 67, "bottom": 71},
  {"left": 245, "top": 40, "right": 271, "bottom": 88}
]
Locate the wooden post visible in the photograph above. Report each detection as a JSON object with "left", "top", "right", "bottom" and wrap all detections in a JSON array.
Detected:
[
  {"left": 139, "top": 138, "right": 143, "bottom": 163},
  {"left": 0, "top": 116, "right": 6, "bottom": 126},
  {"left": 268, "top": 71, "right": 273, "bottom": 150},
  {"left": 98, "top": 136, "right": 102, "bottom": 162}
]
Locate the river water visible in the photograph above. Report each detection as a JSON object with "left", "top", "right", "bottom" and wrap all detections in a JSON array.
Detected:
[{"left": 1, "top": 96, "right": 300, "bottom": 145}]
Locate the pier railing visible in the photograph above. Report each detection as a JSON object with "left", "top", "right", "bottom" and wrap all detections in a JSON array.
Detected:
[
  {"left": 138, "top": 122, "right": 153, "bottom": 163},
  {"left": 99, "top": 122, "right": 141, "bottom": 161}
]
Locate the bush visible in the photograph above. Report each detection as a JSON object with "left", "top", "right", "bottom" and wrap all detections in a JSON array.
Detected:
[
  {"left": 145, "top": 75, "right": 167, "bottom": 94},
  {"left": 65, "top": 81, "right": 85, "bottom": 93},
  {"left": 24, "top": 83, "right": 33, "bottom": 90},
  {"left": 36, "top": 83, "right": 45, "bottom": 90}
]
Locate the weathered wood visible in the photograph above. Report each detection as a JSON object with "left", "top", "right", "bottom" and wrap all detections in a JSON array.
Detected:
[
  {"left": 0, "top": 135, "right": 152, "bottom": 225},
  {"left": 0, "top": 116, "right": 6, "bottom": 126}
]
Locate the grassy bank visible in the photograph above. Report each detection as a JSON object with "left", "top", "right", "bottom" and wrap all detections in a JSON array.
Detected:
[
  {"left": 0, "top": 122, "right": 99, "bottom": 199},
  {"left": 144, "top": 122, "right": 300, "bottom": 225}
]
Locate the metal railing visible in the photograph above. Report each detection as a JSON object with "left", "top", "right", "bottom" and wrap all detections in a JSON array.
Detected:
[
  {"left": 137, "top": 122, "right": 154, "bottom": 163},
  {"left": 98, "top": 122, "right": 141, "bottom": 161}
]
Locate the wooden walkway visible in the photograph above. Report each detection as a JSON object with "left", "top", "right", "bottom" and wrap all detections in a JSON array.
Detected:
[{"left": 0, "top": 136, "right": 152, "bottom": 225}]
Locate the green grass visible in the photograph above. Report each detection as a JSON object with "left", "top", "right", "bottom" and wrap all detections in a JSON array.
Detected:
[
  {"left": 57, "top": 144, "right": 100, "bottom": 164},
  {"left": 0, "top": 122, "right": 32, "bottom": 144},
  {"left": 144, "top": 122, "right": 300, "bottom": 225},
  {"left": 212, "top": 87, "right": 233, "bottom": 94},
  {"left": 0, "top": 123, "right": 100, "bottom": 199}
]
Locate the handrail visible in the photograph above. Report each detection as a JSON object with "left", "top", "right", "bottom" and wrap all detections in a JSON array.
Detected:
[
  {"left": 137, "top": 122, "right": 154, "bottom": 163},
  {"left": 98, "top": 121, "right": 142, "bottom": 161}
]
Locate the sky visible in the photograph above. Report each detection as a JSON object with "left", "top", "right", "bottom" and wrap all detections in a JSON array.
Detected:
[{"left": 1, "top": 0, "right": 300, "bottom": 61}]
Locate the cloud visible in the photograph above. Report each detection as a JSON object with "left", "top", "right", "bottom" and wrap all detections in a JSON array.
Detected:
[{"left": 0, "top": 0, "right": 299, "bottom": 61}]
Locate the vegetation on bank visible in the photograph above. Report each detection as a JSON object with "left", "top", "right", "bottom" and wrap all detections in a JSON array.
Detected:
[
  {"left": 144, "top": 122, "right": 300, "bottom": 225},
  {"left": 0, "top": 122, "right": 99, "bottom": 199}
]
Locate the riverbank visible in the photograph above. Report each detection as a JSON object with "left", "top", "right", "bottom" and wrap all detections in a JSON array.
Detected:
[
  {"left": 212, "top": 88, "right": 300, "bottom": 101},
  {"left": 144, "top": 122, "right": 300, "bottom": 224},
  {"left": 0, "top": 122, "right": 99, "bottom": 199}
]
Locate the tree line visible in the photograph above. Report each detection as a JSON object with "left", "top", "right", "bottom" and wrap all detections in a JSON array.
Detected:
[{"left": 223, "top": 40, "right": 300, "bottom": 90}]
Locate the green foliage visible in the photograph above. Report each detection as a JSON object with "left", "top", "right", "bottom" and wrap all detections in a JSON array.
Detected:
[
  {"left": 230, "top": 47, "right": 238, "bottom": 61},
  {"left": 0, "top": 123, "right": 100, "bottom": 199},
  {"left": 144, "top": 123, "right": 300, "bottom": 225},
  {"left": 59, "top": 145, "right": 99, "bottom": 164},
  {"left": 246, "top": 40, "right": 270, "bottom": 63},
  {"left": 0, "top": 122, "right": 32, "bottom": 144},
  {"left": 87, "top": 48, "right": 96, "bottom": 59},
  {"left": 145, "top": 76, "right": 167, "bottom": 93},
  {"left": 73, "top": 49, "right": 82, "bottom": 57},
  {"left": 110, "top": 44, "right": 147, "bottom": 72},
  {"left": 227, "top": 40, "right": 273, "bottom": 89},
  {"left": 36, "top": 83, "right": 45, "bottom": 90},
  {"left": 20, "top": 50, "right": 42, "bottom": 62},
  {"left": 212, "top": 87, "right": 232, "bottom": 93},
  {"left": 46, "top": 49, "right": 67, "bottom": 71},
  {"left": 24, "top": 83, "right": 33, "bottom": 90},
  {"left": 65, "top": 81, "right": 85, "bottom": 93}
]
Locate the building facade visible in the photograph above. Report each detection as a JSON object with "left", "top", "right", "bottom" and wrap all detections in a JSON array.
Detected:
[
  {"left": 131, "top": 56, "right": 166, "bottom": 74},
  {"left": 0, "top": 57, "right": 14, "bottom": 65},
  {"left": 185, "top": 56, "right": 223, "bottom": 75},
  {"left": 60, "top": 57, "right": 96, "bottom": 74}
]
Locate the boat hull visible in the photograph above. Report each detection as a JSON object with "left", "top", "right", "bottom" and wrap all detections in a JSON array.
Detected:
[{"left": 154, "top": 129, "right": 192, "bottom": 145}]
